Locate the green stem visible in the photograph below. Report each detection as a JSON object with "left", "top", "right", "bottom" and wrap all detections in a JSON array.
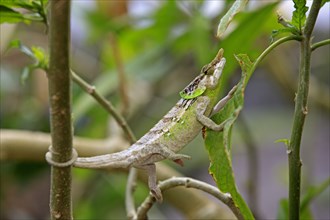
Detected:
[
  {"left": 311, "top": 39, "right": 330, "bottom": 51},
  {"left": 247, "top": 35, "right": 302, "bottom": 82},
  {"left": 47, "top": 1, "right": 72, "bottom": 219},
  {"left": 288, "top": 1, "right": 322, "bottom": 219}
]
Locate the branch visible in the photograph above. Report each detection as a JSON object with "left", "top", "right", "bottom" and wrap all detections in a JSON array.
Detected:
[
  {"left": 311, "top": 39, "right": 330, "bottom": 51},
  {"left": 247, "top": 35, "right": 302, "bottom": 82},
  {"left": 0, "top": 129, "right": 128, "bottom": 161},
  {"left": 71, "top": 70, "right": 136, "bottom": 144},
  {"left": 47, "top": 1, "right": 72, "bottom": 219},
  {"left": 288, "top": 0, "right": 322, "bottom": 219},
  {"left": 136, "top": 177, "right": 243, "bottom": 220},
  {"left": 70, "top": 70, "right": 138, "bottom": 217},
  {"left": 1, "top": 129, "right": 234, "bottom": 219}
]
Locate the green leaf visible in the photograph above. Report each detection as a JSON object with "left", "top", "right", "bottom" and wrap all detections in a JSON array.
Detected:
[
  {"left": 0, "top": 0, "right": 47, "bottom": 25},
  {"left": 300, "top": 178, "right": 330, "bottom": 212},
  {"left": 8, "top": 40, "right": 48, "bottom": 82},
  {"left": 275, "top": 138, "right": 290, "bottom": 147},
  {"left": 31, "top": 46, "right": 49, "bottom": 70},
  {"left": 204, "top": 54, "right": 254, "bottom": 220},
  {"left": 0, "top": 5, "right": 29, "bottom": 24},
  {"left": 217, "top": 0, "right": 248, "bottom": 38},
  {"left": 218, "top": 2, "right": 279, "bottom": 85},
  {"left": 291, "top": 0, "right": 309, "bottom": 31},
  {"left": 277, "top": 198, "right": 315, "bottom": 220},
  {"left": 9, "top": 40, "right": 35, "bottom": 58},
  {"left": 277, "top": 199, "right": 289, "bottom": 220},
  {"left": 271, "top": 28, "right": 298, "bottom": 42},
  {"left": 276, "top": 179, "right": 329, "bottom": 220},
  {"left": 321, "top": 0, "right": 330, "bottom": 7}
]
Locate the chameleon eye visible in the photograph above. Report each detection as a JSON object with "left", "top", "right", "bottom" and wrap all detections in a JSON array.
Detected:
[
  {"left": 201, "top": 64, "right": 215, "bottom": 75},
  {"left": 201, "top": 65, "right": 208, "bottom": 74},
  {"left": 205, "top": 66, "right": 215, "bottom": 75}
]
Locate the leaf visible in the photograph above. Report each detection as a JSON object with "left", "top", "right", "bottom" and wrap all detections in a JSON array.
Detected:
[
  {"left": 8, "top": 40, "right": 49, "bottom": 82},
  {"left": 0, "top": 0, "right": 47, "bottom": 25},
  {"left": 0, "top": 5, "right": 29, "bottom": 24},
  {"left": 9, "top": 40, "right": 35, "bottom": 58},
  {"left": 271, "top": 28, "right": 297, "bottom": 42},
  {"left": 31, "top": 46, "right": 49, "bottom": 70},
  {"left": 277, "top": 199, "right": 289, "bottom": 220},
  {"left": 217, "top": 0, "right": 248, "bottom": 38},
  {"left": 218, "top": 2, "right": 279, "bottom": 85},
  {"left": 276, "top": 179, "right": 329, "bottom": 220},
  {"left": 300, "top": 178, "right": 330, "bottom": 212},
  {"left": 291, "top": 0, "right": 309, "bottom": 31},
  {"left": 321, "top": 0, "right": 330, "bottom": 7},
  {"left": 204, "top": 54, "right": 254, "bottom": 219},
  {"left": 277, "top": 198, "right": 315, "bottom": 220},
  {"left": 275, "top": 138, "right": 290, "bottom": 147}
]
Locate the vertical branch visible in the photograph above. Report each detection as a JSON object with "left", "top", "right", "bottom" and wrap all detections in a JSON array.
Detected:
[
  {"left": 48, "top": 1, "right": 73, "bottom": 219},
  {"left": 288, "top": 0, "right": 322, "bottom": 219}
]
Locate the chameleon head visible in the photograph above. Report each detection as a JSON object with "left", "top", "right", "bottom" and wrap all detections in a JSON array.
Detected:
[
  {"left": 200, "top": 56, "right": 226, "bottom": 89},
  {"left": 179, "top": 49, "right": 226, "bottom": 99}
]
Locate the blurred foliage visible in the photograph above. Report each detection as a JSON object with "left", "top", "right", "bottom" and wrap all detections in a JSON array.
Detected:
[
  {"left": 1, "top": 0, "right": 329, "bottom": 219},
  {"left": 0, "top": 0, "right": 48, "bottom": 25}
]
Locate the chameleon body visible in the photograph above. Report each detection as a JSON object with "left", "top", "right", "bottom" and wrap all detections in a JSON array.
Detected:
[{"left": 73, "top": 49, "right": 237, "bottom": 201}]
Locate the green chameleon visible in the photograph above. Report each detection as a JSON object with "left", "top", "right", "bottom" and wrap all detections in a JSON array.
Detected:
[{"left": 48, "top": 49, "right": 237, "bottom": 201}]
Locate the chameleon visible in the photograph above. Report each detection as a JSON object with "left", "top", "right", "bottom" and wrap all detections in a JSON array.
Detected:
[{"left": 72, "top": 48, "right": 237, "bottom": 201}]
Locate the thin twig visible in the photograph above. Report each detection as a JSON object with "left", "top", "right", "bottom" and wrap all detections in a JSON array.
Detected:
[
  {"left": 247, "top": 35, "right": 302, "bottom": 82},
  {"left": 288, "top": 0, "right": 322, "bottom": 219},
  {"left": 70, "top": 70, "right": 138, "bottom": 216},
  {"left": 47, "top": 1, "right": 73, "bottom": 219},
  {"left": 71, "top": 70, "right": 135, "bottom": 144},
  {"left": 311, "top": 39, "right": 330, "bottom": 51},
  {"left": 126, "top": 168, "right": 138, "bottom": 219},
  {"left": 136, "top": 177, "right": 244, "bottom": 220}
]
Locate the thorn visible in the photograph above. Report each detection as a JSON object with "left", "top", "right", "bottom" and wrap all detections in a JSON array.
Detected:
[{"left": 302, "top": 106, "right": 308, "bottom": 115}]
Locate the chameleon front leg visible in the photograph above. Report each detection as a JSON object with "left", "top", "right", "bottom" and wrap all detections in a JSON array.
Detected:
[
  {"left": 211, "top": 85, "right": 237, "bottom": 116},
  {"left": 196, "top": 85, "right": 237, "bottom": 131}
]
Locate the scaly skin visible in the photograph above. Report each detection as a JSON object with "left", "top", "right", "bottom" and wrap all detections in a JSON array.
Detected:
[{"left": 72, "top": 49, "right": 237, "bottom": 201}]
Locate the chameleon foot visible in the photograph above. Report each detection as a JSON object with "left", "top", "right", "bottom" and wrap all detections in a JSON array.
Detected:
[
  {"left": 150, "top": 186, "right": 163, "bottom": 202},
  {"left": 168, "top": 153, "right": 191, "bottom": 166}
]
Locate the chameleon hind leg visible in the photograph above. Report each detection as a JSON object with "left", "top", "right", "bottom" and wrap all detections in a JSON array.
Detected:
[
  {"left": 143, "top": 164, "right": 163, "bottom": 202},
  {"left": 157, "top": 147, "right": 191, "bottom": 166},
  {"left": 136, "top": 148, "right": 191, "bottom": 202},
  {"left": 196, "top": 85, "right": 237, "bottom": 131}
]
